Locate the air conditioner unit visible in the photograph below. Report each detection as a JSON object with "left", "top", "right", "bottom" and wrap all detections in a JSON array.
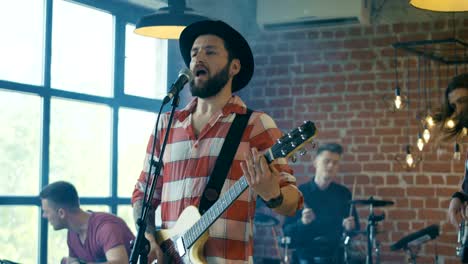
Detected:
[{"left": 257, "top": 0, "right": 371, "bottom": 30}]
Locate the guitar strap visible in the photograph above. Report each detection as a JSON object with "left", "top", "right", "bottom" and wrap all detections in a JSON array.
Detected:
[{"left": 198, "top": 108, "right": 253, "bottom": 215}]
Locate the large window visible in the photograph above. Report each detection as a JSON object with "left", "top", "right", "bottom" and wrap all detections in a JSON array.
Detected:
[{"left": 0, "top": 0, "right": 168, "bottom": 263}]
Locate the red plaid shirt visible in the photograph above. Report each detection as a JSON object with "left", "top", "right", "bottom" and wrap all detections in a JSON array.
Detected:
[{"left": 132, "top": 95, "right": 301, "bottom": 263}]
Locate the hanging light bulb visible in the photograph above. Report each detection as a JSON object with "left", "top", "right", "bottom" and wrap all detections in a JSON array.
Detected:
[
  {"left": 423, "top": 125, "right": 431, "bottom": 143},
  {"left": 394, "top": 86, "right": 402, "bottom": 110},
  {"left": 463, "top": 127, "right": 468, "bottom": 136},
  {"left": 417, "top": 133, "right": 424, "bottom": 151},
  {"left": 425, "top": 114, "right": 434, "bottom": 128},
  {"left": 405, "top": 145, "right": 414, "bottom": 167},
  {"left": 446, "top": 119, "right": 455, "bottom": 128},
  {"left": 395, "top": 145, "right": 422, "bottom": 170},
  {"left": 454, "top": 143, "right": 461, "bottom": 160}
]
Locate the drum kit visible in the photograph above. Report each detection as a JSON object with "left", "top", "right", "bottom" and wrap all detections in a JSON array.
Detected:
[
  {"left": 350, "top": 196, "right": 394, "bottom": 264},
  {"left": 255, "top": 196, "right": 395, "bottom": 264}
]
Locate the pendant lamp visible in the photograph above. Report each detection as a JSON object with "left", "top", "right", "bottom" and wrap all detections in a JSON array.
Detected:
[
  {"left": 134, "top": 0, "right": 209, "bottom": 39},
  {"left": 410, "top": 0, "right": 468, "bottom": 12}
]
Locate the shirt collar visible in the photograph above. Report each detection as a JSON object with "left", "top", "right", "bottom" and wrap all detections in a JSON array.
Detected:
[{"left": 175, "top": 95, "right": 248, "bottom": 122}]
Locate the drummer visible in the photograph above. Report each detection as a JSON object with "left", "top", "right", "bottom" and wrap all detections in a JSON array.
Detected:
[{"left": 283, "top": 143, "right": 360, "bottom": 264}]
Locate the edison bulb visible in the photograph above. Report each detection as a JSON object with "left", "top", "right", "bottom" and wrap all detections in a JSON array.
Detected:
[
  {"left": 423, "top": 128, "right": 431, "bottom": 143},
  {"left": 394, "top": 96, "right": 402, "bottom": 109},
  {"left": 446, "top": 119, "right": 455, "bottom": 128},
  {"left": 406, "top": 153, "right": 414, "bottom": 167},
  {"left": 426, "top": 115, "right": 434, "bottom": 127},
  {"left": 417, "top": 137, "right": 424, "bottom": 151}
]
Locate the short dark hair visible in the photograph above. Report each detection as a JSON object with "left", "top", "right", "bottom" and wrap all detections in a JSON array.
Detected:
[
  {"left": 316, "top": 143, "right": 343, "bottom": 156},
  {"left": 39, "top": 181, "right": 79, "bottom": 210},
  {"left": 220, "top": 37, "right": 235, "bottom": 63}
]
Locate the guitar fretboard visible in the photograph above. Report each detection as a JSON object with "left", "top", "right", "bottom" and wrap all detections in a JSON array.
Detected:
[{"left": 183, "top": 176, "right": 249, "bottom": 248}]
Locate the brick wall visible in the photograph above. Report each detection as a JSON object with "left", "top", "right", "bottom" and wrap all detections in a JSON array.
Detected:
[{"left": 241, "top": 19, "right": 468, "bottom": 264}]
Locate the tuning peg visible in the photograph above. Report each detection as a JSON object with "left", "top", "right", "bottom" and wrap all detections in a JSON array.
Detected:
[
  {"left": 290, "top": 142, "right": 296, "bottom": 148},
  {"left": 299, "top": 148, "right": 307, "bottom": 156},
  {"left": 281, "top": 149, "right": 287, "bottom": 156},
  {"left": 290, "top": 155, "right": 297, "bottom": 163},
  {"left": 277, "top": 138, "right": 282, "bottom": 144}
]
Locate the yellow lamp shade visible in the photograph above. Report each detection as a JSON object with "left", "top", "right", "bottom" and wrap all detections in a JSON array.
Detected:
[{"left": 410, "top": 0, "right": 468, "bottom": 12}]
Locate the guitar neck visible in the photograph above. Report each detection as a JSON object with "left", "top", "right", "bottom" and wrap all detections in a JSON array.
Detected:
[{"left": 183, "top": 176, "right": 249, "bottom": 248}]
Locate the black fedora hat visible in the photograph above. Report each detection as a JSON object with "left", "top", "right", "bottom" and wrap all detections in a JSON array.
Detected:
[{"left": 179, "top": 20, "right": 254, "bottom": 92}]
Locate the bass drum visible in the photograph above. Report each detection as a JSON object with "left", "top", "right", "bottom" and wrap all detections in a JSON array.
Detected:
[{"left": 343, "top": 233, "right": 366, "bottom": 264}]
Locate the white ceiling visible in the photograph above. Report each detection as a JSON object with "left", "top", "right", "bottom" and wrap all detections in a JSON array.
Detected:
[
  {"left": 122, "top": 0, "right": 447, "bottom": 27},
  {"left": 125, "top": 0, "right": 167, "bottom": 10}
]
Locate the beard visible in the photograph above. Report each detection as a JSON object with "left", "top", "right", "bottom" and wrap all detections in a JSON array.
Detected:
[{"left": 190, "top": 62, "right": 231, "bottom": 98}]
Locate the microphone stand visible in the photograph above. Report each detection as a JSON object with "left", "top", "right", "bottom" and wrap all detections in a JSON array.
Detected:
[
  {"left": 404, "top": 245, "right": 418, "bottom": 264},
  {"left": 129, "top": 92, "right": 181, "bottom": 264},
  {"left": 366, "top": 205, "right": 384, "bottom": 264}
]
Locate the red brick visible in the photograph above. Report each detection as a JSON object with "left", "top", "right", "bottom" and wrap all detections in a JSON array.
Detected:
[
  {"left": 407, "top": 187, "right": 435, "bottom": 197},
  {"left": 388, "top": 209, "right": 416, "bottom": 220},
  {"left": 377, "top": 187, "right": 404, "bottom": 197},
  {"left": 270, "top": 55, "right": 295, "bottom": 65},
  {"left": 351, "top": 50, "right": 377, "bottom": 60},
  {"left": 296, "top": 52, "right": 322, "bottom": 63},
  {"left": 410, "top": 199, "right": 423, "bottom": 208},
  {"left": 415, "top": 175, "right": 430, "bottom": 184},
  {"left": 303, "top": 64, "right": 330, "bottom": 74},
  {"left": 392, "top": 23, "right": 405, "bottom": 33},
  {"left": 324, "top": 51, "right": 349, "bottom": 61},
  {"left": 343, "top": 39, "right": 369, "bottom": 49},
  {"left": 417, "top": 209, "right": 446, "bottom": 221},
  {"left": 280, "top": 31, "right": 307, "bottom": 40}
]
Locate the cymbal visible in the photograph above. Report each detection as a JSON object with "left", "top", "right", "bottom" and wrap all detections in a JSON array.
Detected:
[
  {"left": 350, "top": 197, "right": 394, "bottom": 207},
  {"left": 254, "top": 213, "right": 280, "bottom": 227}
]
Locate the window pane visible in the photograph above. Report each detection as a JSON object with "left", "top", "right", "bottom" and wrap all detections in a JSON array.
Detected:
[
  {"left": 51, "top": 0, "right": 113, "bottom": 96},
  {"left": 124, "top": 24, "right": 168, "bottom": 99},
  {"left": 117, "top": 205, "right": 137, "bottom": 234},
  {"left": 118, "top": 108, "right": 156, "bottom": 197},
  {"left": 50, "top": 98, "right": 111, "bottom": 196},
  {"left": 0, "top": 90, "right": 41, "bottom": 195},
  {"left": 118, "top": 204, "right": 160, "bottom": 233},
  {"left": 0, "top": 0, "right": 44, "bottom": 85},
  {"left": 47, "top": 227, "right": 67, "bottom": 264},
  {"left": 47, "top": 206, "right": 109, "bottom": 264},
  {"left": 81, "top": 205, "right": 110, "bottom": 212},
  {"left": 0, "top": 206, "right": 38, "bottom": 263}
]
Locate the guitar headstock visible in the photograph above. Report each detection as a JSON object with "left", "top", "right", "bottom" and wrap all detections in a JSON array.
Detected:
[{"left": 265, "top": 121, "right": 317, "bottom": 163}]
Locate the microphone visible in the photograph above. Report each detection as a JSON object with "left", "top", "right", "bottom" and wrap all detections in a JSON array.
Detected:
[{"left": 162, "top": 68, "right": 194, "bottom": 105}]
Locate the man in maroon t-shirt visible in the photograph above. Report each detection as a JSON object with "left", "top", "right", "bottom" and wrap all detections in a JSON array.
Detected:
[{"left": 40, "top": 181, "right": 135, "bottom": 263}]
